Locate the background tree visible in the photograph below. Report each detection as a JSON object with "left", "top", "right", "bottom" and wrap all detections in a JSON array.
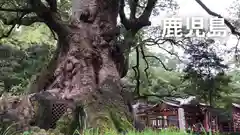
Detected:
[
  {"left": 0, "top": 44, "right": 53, "bottom": 95},
  {"left": 182, "top": 38, "right": 232, "bottom": 106}
]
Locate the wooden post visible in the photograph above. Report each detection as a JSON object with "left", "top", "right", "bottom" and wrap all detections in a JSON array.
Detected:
[
  {"left": 146, "top": 113, "right": 149, "bottom": 127},
  {"left": 233, "top": 112, "right": 236, "bottom": 132},
  {"left": 178, "top": 107, "right": 186, "bottom": 132},
  {"left": 204, "top": 110, "right": 209, "bottom": 132},
  {"left": 216, "top": 117, "right": 219, "bottom": 132},
  {"left": 164, "top": 116, "right": 168, "bottom": 128},
  {"left": 162, "top": 116, "right": 165, "bottom": 129},
  {"left": 176, "top": 109, "right": 179, "bottom": 128}
]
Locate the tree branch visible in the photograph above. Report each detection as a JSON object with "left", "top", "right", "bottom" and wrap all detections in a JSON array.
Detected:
[
  {"left": 49, "top": 27, "right": 58, "bottom": 40},
  {"left": 0, "top": 24, "right": 16, "bottom": 40},
  {"left": 119, "top": 0, "right": 158, "bottom": 57},
  {"left": 0, "top": 7, "right": 32, "bottom": 13},
  {"left": 234, "top": 37, "right": 240, "bottom": 62},
  {"left": 0, "top": 6, "right": 43, "bottom": 26},
  {"left": 0, "top": 13, "right": 26, "bottom": 40},
  {"left": 195, "top": 0, "right": 240, "bottom": 37},
  {"left": 2, "top": 16, "right": 43, "bottom": 26},
  {"left": 137, "top": 0, "right": 157, "bottom": 27},
  {"left": 29, "top": 0, "right": 70, "bottom": 38},
  {"left": 144, "top": 37, "right": 183, "bottom": 62},
  {"left": 119, "top": 0, "right": 131, "bottom": 30},
  {"left": 119, "top": 0, "right": 157, "bottom": 31},
  {"left": 45, "top": 0, "right": 57, "bottom": 12},
  {"left": 145, "top": 55, "right": 173, "bottom": 71},
  {"left": 134, "top": 93, "right": 180, "bottom": 100},
  {"left": 129, "top": 0, "right": 138, "bottom": 20},
  {"left": 140, "top": 46, "right": 150, "bottom": 82},
  {"left": 133, "top": 47, "right": 141, "bottom": 97}
]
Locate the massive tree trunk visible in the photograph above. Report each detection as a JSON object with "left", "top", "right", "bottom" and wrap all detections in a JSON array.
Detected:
[
  {"left": 35, "top": 0, "right": 133, "bottom": 132},
  {"left": 0, "top": 0, "right": 156, "bottom": 133},
  {"left": 0, "top": 0, "right": 157, "bottom": 132}
]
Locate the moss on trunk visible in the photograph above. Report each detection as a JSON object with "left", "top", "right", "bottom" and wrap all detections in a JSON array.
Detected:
[
  {"left": 54, "top": 77, "right": 134, "bottom": 134},
  {"left": 55, "top": 105, "right": 133, "bottom": 135}
]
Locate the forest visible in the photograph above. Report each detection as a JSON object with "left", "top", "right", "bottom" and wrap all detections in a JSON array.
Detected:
[{"left": 0, "top": 0, "right": 240, "bottom": 134}]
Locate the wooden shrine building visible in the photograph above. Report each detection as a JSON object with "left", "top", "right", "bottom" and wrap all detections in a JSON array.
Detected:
[
  {"left": 133, "top": 96, "right": 232, "bottom": 133},
  {"left": 232, "top": 103, "right": 240, "bottom": 132}
]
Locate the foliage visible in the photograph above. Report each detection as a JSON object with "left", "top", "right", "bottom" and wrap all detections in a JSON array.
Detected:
[
  {"left": 0, "top": 24, "right": 56, "bottom": 46},
  {"left": 221, "top": 69, "right": 240, "bottom": 109},
  {"left": 0, "top": 4, "right": 56, "bottom": 95},
  {"left": 5, "top": 127, "right": 226, "bottom": 135},
  {"left": 0, "top": 44, "right": 54, "bottom": 95},
  {"left": 0, "top": 123, "right": 20, "bottom": 135},
  {"left": 0, "top": 120, "right": 234, "bottom": 135},
  {"left": 182, "top": 38, "right": 232, "bottom": 106},
  {"left": 40, "top": 128, "right": 228, "bottom": 135},
  {"left": 127, "top": 45, "right": 184, "bottom": 102}
]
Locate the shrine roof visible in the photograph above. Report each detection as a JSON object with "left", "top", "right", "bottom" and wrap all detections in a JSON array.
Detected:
[
  {"left": 135, "top": 96, "right": 204, "bottom": 113},
  {"left": 232, "top": 103, "right": 240, "bottom": 108},
  {"left": 160, "top": 96, "right": 208, "bottom": 107}
]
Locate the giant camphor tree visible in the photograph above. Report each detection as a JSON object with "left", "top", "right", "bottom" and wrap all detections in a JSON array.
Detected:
[
  {"left": 1, "top": 0, "right": 240, "bottom": 133},
  {"left": 0, "top": 0, "right": 176, "bottom": 132}
]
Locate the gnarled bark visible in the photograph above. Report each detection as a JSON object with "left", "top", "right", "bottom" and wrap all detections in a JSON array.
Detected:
[
  {"left": 0, "top": 0, "right": 133, "bottom": 133},
  {"left": 0, "top": 0, "right": 159, "bottom": 133},
  {"left": 39, "top": 0, "right": 133, "bottom": 132}
]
